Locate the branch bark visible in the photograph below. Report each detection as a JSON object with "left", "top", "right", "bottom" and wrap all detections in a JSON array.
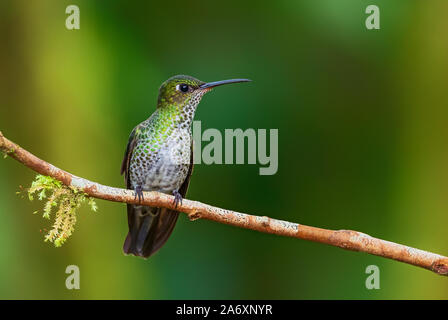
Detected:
[{"left": 1, "top": 131, "right": 447, "bottom": 276}]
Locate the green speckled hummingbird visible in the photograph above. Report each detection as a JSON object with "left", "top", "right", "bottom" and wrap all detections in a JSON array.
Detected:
[{"left": 121, "top": 75, "right": 251, "bottom": 258}]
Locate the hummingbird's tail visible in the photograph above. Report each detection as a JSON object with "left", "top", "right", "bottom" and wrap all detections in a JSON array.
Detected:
[{"left": 123, "top": 204, "right": 179, "bottom": 258}]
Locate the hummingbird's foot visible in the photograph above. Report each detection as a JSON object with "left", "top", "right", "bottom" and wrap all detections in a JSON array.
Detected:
[
  {"left": 172, "top": 190, "right": 183, "bottom": 208},
  {"left": 134, "top": 185, "right": 144, "bottom": 204}
]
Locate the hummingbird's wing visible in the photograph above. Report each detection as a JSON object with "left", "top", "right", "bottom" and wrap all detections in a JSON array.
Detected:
[
  {"left": 179, "top": 140, "right": 194, "bottom": 195},
  {"left": 120, "top": 126, "right": 138, "bottom": 186},
  {"left": 120, "top": 125, "right": 147, "bottom": 254},
  {"left": 149, "top": 141, "right": 194, "bottom": 255}
]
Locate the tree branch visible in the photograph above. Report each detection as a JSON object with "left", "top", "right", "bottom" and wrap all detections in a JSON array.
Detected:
[{"left": 1, "top": 131, "right": 447, "bottom": 276}]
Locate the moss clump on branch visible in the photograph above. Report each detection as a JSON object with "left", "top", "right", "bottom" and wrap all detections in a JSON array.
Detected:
[
  {"left": 27, "top": 175, "right": 98, "bottom": 247},
  {"left": 2, "top": 147, "right": 15, "bottom": 159}
]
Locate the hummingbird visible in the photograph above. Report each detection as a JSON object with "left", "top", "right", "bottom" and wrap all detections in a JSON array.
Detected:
[{"left": 121, "top": 75, "right": 251, "bottom": 258}]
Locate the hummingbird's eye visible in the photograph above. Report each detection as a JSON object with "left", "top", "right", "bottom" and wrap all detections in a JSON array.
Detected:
[{"left": 177, "top": 84, "right": 190, "bottom": 93}]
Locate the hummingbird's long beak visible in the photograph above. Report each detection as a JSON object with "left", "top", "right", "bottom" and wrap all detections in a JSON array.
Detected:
[{"left": 199, "top": 78, "right": 251, "bottom": 90}]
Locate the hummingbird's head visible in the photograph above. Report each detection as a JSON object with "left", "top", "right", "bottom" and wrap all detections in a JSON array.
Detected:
[{"left": 156, "top": 75, "right": 251, "bottom": 111}]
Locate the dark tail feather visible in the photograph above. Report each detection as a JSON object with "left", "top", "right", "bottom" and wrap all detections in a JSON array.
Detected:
[
  {"left": 123, "top": 204, "right": 179, "bottom": 258},
  {"left": 151, "top": 208, "right": 179, "bottom": 254}
]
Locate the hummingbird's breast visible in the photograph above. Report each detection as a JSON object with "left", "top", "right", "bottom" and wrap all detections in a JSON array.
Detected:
[{"left": 129, "top": 122, "right": 191, "bottom": 194}]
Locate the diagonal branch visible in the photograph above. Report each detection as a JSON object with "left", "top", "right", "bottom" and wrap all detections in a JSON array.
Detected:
[{"left": 1, "top": 131, "right": 447, "bottom": 276}]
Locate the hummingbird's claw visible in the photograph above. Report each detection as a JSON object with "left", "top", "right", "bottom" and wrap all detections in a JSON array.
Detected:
[
  {"left": 134, "top": 185, "right": 144, "bottom": 204},
  {"left": 172, "top": 190, "right": 183, "bottom": 208}
]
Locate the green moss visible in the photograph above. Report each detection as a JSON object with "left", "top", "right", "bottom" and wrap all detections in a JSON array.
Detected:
[
  {"left": 2, "top": 147, "right": 15, "bottom": 159},
  {"left": 27, "top": 175, "right": 98, "bottom": 247}
]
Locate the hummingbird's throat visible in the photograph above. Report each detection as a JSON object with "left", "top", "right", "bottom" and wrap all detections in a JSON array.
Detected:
[{"left": 180, "top": 90, "right": 207, "bottom": 125}]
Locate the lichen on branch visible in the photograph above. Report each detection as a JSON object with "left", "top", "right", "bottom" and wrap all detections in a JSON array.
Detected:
[{"left": 28, "top": 175, "right": 98, "bottom": 247}]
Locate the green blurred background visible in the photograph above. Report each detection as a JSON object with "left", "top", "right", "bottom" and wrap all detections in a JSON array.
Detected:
[{"left": 0, "top": 0, "right": 447, "bottom": 299}]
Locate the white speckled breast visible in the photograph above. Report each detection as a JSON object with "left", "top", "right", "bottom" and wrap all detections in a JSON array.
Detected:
[{"left": 141, "top": 128, "right": 191, "bottom": 193}]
